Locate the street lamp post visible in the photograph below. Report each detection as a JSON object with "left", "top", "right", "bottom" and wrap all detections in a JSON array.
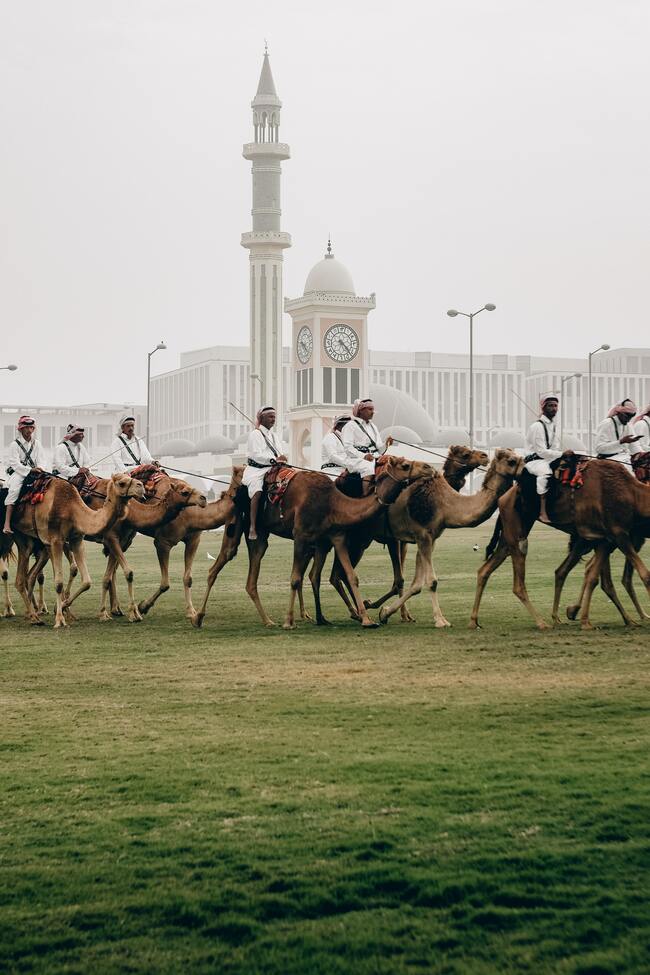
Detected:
[
  {"left": 146, "top": 342, "right": 167, "bottom": 446},
  {"left": 588, "top": 344, "right": 610, "bottom": 454},
  {"left": 1, "top": 364, "right": 18, "bottom": 372},
  {"left": 560, "top": 372, "right": 582, "bottom": 445},
  {"left": 250, "top": 373, "right": 264, "bottom": 406},
  {"left": 447, "top": 304, "right": 496, "bottom": 450}
]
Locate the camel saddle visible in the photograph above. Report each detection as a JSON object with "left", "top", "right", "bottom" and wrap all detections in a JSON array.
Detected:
[
  {"left": 18, "top": 471, "right": 53, "bottom": 506},
  {"left": 129, "top": 463, "right": 166, "bottom": 496},
  {"left": 70, "top": 470, "right": 102, "bottom": 504},
  {"left": 264, "top": 464, "right": 297, "bottom": 505},
  {"left": 631, "top": 451, "right": 650, "bottom": 484},
  {"left": 554, "top": 452, "right": 590, "bottom": 490}
]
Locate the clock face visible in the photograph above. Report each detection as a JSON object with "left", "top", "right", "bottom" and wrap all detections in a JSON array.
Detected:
[
  {"left": 324, "top": 324, "right": 359, "bottom": 363},
  {"left": 296, "top": 326, "right": 313, "bottom": 364}
]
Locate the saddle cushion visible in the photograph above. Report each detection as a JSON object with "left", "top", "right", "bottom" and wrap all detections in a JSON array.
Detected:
[
  {"left": 264, "top": 465, "right": 297, "bottom": 505},
  {"left": 631, "top": 451, "right": 650, "bottom": 484},
  {"left": 18, "top": 471, "right": 53, "bottom": 506},
  {"left": 129, "top": 464, "right": 166, "bottom": 496},
  {"left": 554, "top": 452, "right": 591, "bottom": 489}
]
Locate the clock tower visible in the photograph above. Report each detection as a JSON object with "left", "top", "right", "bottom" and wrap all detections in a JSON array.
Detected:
[{"left": 285, "top": 241, "right": 376, "bottom": 467}]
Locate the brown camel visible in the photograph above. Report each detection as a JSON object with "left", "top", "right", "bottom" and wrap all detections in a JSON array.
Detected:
[
  {"left": 25, "top": 467, "right": 206, "bottom": 623},
  {"left": 327, "top": 444, "right": 490, "bottom": 624},
  {"left": 136, "top": 466, "right": 244, "bottom": 619},
  {"left": 0, "top": 473, "right": 145, "bottom": 628},
  {"left": 469, "top": 458, "right": 650, "bottom": 630},
  {"left": 366, "top": 448, "right": 523, "bottom": 625},
  {"left": 192, "top": 456, "right": 434, "bottom": 630}
]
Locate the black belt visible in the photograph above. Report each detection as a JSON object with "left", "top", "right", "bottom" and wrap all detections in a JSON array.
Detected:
[
  {"left": 524, "top": 453, "right": 541, "bottom": 463},
  {"left": 597, "top": 453, "right": 616, "bottom": 460},
  {"left": 321, "top": 463, "right": 342, "bottom": 469},
  {"left": 247, "top": 459, "right": 274, "bottom": 468}
]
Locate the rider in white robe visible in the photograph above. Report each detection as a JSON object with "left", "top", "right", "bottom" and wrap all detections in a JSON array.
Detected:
[
  {"left": 341, "top": 399, "right": 388, "bottom": 478},
  {"left": 595, "top": 399, "right": 643, "bottom": 466},
  {"left": 110, "top": 414, "right": 153, "bottom": 472},
  {"left": 3, "top": 416, "right": 45, "bottom": 534},
  {"left": 52, "top": 425, "right": 91, "bottom": 480}
]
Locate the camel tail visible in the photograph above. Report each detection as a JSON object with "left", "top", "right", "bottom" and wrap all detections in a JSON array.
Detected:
[{"left": 485, "top": 516, "right": 502, "bottom": 560}]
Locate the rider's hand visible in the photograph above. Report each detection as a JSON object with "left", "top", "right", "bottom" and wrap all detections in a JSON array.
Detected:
[
  {"left": 620, "top": 434, "right": 642, "bottom": 444},
  {"left": 364, "top": 453, "right": 374, "bottom": 462},
  {"left": 385, "top": 436, "right": 394, "bottom": 447},
  {"left": 277, "top": 454, "right": 288, "bottom": 462},
  {"left": 78, "top": 467, "right": 90, "bottom": 475}
]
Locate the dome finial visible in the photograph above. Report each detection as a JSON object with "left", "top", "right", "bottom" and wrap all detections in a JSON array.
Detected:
[
  {"left": 264, "top": 38, "right": 268, "bottom": 55},
  {"left": 326, "top": 235, "right": 333, "bottom": 258}
]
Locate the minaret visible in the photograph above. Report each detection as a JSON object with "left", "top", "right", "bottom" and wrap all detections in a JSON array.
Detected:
[{"left": 241, "top": 48, "right": 291, "bottom": 423}]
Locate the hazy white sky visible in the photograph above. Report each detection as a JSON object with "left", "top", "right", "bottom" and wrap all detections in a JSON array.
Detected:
[{"left": 1, "top": 0, "right": 648, "bottom": 406}]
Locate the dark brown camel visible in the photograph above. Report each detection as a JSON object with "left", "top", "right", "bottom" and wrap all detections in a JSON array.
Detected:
[
  {"left": 192, "top": 455, "right": 434, "bottom": 629},
  {"left": 469, "top": 457, "right": 650, "bottom": 630}
]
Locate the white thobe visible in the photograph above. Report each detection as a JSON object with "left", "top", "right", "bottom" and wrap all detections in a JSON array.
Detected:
[
  {"left": 595, "top": 416, "right": 642, "bottom": 466},
  {"left": 341, "top": 418, "right": 385, "bottom": 477},
  {"left": 242, "top": 428, "right": 286, "bottom": 498},
  {"left": 5, "top": 435, "right": 46, "bottom": 504},
  {"left": 53, "top": 440, "right": 92, "bottom": 479},
  {"left": 110, "top": 434, "right": 153, "bottom": 472},
  {"left": 524, "top": 416, "right": 562, "bottom": 494},
  {"left": 321, "top": 431, "right": 348, "bottom": 478},
  {"left": 632, "top": 416, "right": 650, "bottom": 452}
]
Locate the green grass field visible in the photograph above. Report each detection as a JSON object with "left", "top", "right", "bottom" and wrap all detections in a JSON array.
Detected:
[{"left": 1, "top": 524, "right": 648, "bottom": 974}]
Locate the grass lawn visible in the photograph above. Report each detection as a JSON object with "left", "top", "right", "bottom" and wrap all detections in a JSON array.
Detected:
[{"left": 1, "top": 524, "right": 648, "bottom": 974}]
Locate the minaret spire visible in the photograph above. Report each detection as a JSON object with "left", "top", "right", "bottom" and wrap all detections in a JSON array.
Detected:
[{"left": 241, "top": 51, "right": 291, "bottom": 423}]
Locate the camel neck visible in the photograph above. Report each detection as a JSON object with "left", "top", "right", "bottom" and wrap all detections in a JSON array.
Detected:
[
  {"left": 328, "top": 489, "right": 384, "bottom": 529},
  {"left": 71, "top": 483, "right": 130, "bottom": 537}
]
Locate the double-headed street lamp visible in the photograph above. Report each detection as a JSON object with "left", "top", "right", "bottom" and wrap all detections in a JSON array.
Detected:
[
  {"left": 560, "top": 372, "right": 582, "bottom": 445},
  {"left": 588, "top": 344, "right": 610, "bottom": 454},
  {"left": 447, "top": 304, "right": 496, "bottom": 449},
  {"left": 1, "top": 364, "right": 18, "bottom": 372},
  {"left": 146, "top": 342, "right": 167, "bottom": 445}
]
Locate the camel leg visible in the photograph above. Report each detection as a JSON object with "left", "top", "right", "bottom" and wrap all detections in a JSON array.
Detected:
[
  {"left": 510, "top": 545, "right": 549, "bottom": 630},
  {"left": 26, "top": 548, "right": 49, "bottom": 613},
  {"left": 308, "top": 544, "right": 332, "bottom": 625},
  {"left": 1, "top": 558, "right": 15, "bottom": 617},
  {"left": 35, "top": 569, "right": 48, "bottom": 615},
  {"left": 192, "top": 517, "right": 244, "bottom": 628},
  {"left": 138, "top": 539, "right": 173, "bottom": 617},
  {"left": 98, "top": 552, "right": 120, "bottom": 621},
  {"left": 106, "top": 539, "right": 141, "bottom": 623},
  {"left": 379, "top": 546, "right": 427, "bottom": 624},
  {"left": 596, "top": 552, "right": 636, "bottom": 626},
  {"left": 329, "top": 555, "right": 362, "bottom": 621},
  {"left": 331, "top": 535, "right": 377, "bottom": 627},
  {"left": 621, "top": 550, "right": 650, "bottom": 621},
  {"left": 613, "top": 536, "right": 650, "bottom": 598},
  {"left": 14, "top": 544, "right": 42, "bottom": 625},
  {"left": 364, "top": 540, "right": 416, "bottom": 623},
  {"left": 62, "top": 540, "right": 92, "bottom": 616},
  {"left": 49, "top": 540, "right": 67, "bottom": 629},
  {"left": 552, "top": 540, "right": 591, "bottom": 624},
  {"left": 469, "top": 538, "right": 510, "bottom": 629},
  {"left": 578, "top": 544, "right": 612, "bottom": 630},
  {"left": 244, "top": 535, "right": 276, "bottom": 627},
  {"left": 283, "top": 540, "right": 314, "bottom": 630}
]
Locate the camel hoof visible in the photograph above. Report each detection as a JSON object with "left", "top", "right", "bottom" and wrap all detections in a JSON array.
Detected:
[
  {"left": 137, "top": 602, "right": 150, "bottom": 616},
  {"left": 580, "top": 621, "right": 595, "bottom": 631},
  {"left": 300, "top": 612, "right": 313, "bottom": 623},
  {"left": 282, "top": 622, "right": 296, "bottom": 630},
  {"left": 111, "top": 608, "right": 124, "bottom": 618},
  {"left": 468, "top": 620, "right": 481, "bottom": 630},
  {"left": 3, "top": 608, "right": 16, "bottom": 618},
  {"left": 623, "top": 619, "right": 639, "bottom": 627},
  {"left": 128, "top": 610, "right": 143, "bottom": 623},
  {"left": 362, "top": 619, "right": 379, "bottom": 629},
  {"left": 537, "top": 621, "right": 550, "bottom": 631},
  {"left": 98, "top": 611, "right": 112, "bottom": 622},
  {"left": 64, "top": 610, "right": 78, "bottom": 623},
  {"left": 191, "top": 612, "right": 204, "bottom": 628},
  {"left": 53, "top": 619, "right": 68, "bottom": 629},
  {"left": 434, "top": 618, "right": 451, "bottom": 628},
  {"left": 264, "top": 620, "right": 277, "bottom": 628},
  {"left": 316, "top": 617, "right": 332, "bottom": 626},
  {"left": 566, "top": 605, "right": 579, "bottom": 621},
  {"left": 378, "top": 609, "right": 389, "bottom": 626},
  {"left": 30, "top": 617, "right": 45, "bottom": 627}
]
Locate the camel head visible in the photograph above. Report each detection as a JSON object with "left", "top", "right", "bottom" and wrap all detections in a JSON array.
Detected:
[
  {"left": 167, "top": 477, "right": 207, "bottom": 509},
  {"left": 374, "top": 455, "right": 435, "bottom": 504},
  {"left": 482, "top": 448, "right": 525, "bottom": 493},
  {"left": 447, "top": 445, "right": 489, "bottom": 473},
  {"left": 221, "top": 465, "right": 245, "bottom": 500},
  {"left": 109, "top": 473, "right": 146, "bottom": 501}
]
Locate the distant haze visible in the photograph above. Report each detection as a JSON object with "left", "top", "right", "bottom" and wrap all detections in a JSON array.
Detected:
[{"left": 1, "top": 0, "right": 648, "bottom": 405}]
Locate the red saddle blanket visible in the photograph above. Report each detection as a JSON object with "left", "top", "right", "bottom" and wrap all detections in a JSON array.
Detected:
[
  {"left": 264, "top": 465, "right": 297, "bottom": 504},
  {"left": 632, "top": 451, "right": 650, "bottom": 484},
  {"left": 555, "top": 454, "right": 590, "bottom": 489},
  {"left": 129, "top": 464, "right": 166, "bottom": 495},
  {"left": 19, "top": 472, "right": 53, "bottom": 505},
  {"left": 70, "top": 470, "right": 102, "bottom": 502}
]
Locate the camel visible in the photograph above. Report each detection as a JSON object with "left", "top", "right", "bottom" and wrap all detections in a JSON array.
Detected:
[
  {"left": 192, "top": 455, "right": 435, "bottom": 630},
  {"left": 469, "top": 458, "right": 650, "bottom": 630},
  {"left": 0, "top": 473, "right": 145, "bottom": 628},
  {"left": 327, "top": 444, "right": 490, "bottom": 624},
  {"left": 22, "top": 466, "right": 206, "bottom": 623},
  {"left": 362, "top": 448, "right": 524, "bottom": 625},
  {"left": 136, "top": 466, "right": 244, "bottom": 620}
]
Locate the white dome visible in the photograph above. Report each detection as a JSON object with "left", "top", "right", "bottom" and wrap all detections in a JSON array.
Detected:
[
  {"left": 368, "top": 384, "right": 437, "bottom": 443},
  {"left": 158, "top": 438, "right": 196, "bottom": 457},
  {"left": 304, "top": 254, "right": 355, "bottom": 296},
  {"left": 435, "top": 427, "right": 471, "bottom": 447},
  {"left": 487, "top": 428, "right": 525, "bottom": 449},
  {"left": 381, "top": 425, "right": 422, "bottom": 445}
]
